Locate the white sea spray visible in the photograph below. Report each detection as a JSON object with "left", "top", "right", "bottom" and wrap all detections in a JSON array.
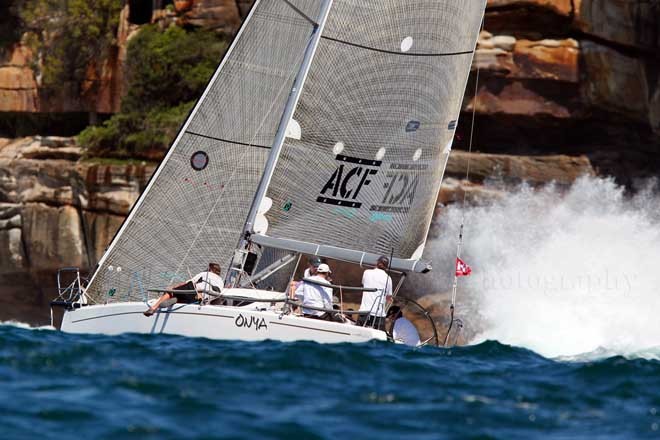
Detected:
[{"left": 421, "top": 176, "right": 660, "bottom": 359}]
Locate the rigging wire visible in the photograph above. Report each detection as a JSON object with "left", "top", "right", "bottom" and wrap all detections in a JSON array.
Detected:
[{"left": 443, "top": 19, "right": 484, "bottom": 347}]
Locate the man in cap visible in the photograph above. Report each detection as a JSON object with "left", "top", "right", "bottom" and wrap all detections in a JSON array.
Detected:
[
  {"left": 294, "top": 263, "right": 339, "bottom": 321},
  {"left": 358, "top": 256, "right": 393, "bottom": 330},
  {"left": 304, "top": 256, "right": 322, "bottom": 278},
  {"left": 289, "top": 256, "right": 323, "bottom": 300}
]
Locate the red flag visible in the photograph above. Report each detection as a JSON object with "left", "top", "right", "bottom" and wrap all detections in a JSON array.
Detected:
[{"left": 455, "top": 257, "right": 472, "bottom": 277}]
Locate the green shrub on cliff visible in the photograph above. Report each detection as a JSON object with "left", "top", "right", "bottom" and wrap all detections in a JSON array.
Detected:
[
  {"left": 121, "top": 25, "right": 226, "bottom": 113},
  {"left": 79, "top": 101, "right": 194, "bottom": 158},
  {"left": 79, "top": 24, "right": 227, "bottom": 158}
]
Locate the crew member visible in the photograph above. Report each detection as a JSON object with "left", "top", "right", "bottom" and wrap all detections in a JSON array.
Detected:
[
  {"left": 358, "top": 256, "right": 393, "bottom": 330},
  {"left": 294, "top": 263, "right": 338, "bottom": 321},
  {"left": 386, "top": 305, "right": 421, "bottom": 346},
  {"left": 144, "top": 263, "right": 224, "bottom": 316}
]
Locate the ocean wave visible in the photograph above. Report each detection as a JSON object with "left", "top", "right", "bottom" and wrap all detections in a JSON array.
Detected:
[
  {"left": 0, "top": 320, "right": 55, "bottom": 331},
  {"left": 0, "top": 327, "right": 658, "bottom": 438}
]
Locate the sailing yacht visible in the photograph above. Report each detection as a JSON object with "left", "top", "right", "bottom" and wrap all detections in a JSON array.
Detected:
[{"left": 50, "top": 0, "right": 486, "bottom": 344}]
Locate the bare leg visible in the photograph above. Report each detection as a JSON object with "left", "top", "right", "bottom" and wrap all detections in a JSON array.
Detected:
[
  {"left": 288, "top": 281, "right": 301, "bottom": 315},
  {"left": 144, "top": 292, "right": 174, "bottom": 316}
]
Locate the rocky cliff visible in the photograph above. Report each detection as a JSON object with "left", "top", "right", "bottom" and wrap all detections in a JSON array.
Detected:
[
  {"left": 0, "top": 5, "right": 136, "bottom": 118},
  {"left": 0, "top": 136, "right": 153, "bottom": 322},
  {"left": 0, "top": 0, "right": 657, "bottom": 324},
  {"left": 462, "top": 0, "right": 659, "bottom": 186}
]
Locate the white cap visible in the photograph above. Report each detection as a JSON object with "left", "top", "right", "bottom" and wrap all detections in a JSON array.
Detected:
[{"left": 316, "top": 263, "right": 332, "bottom": 274}]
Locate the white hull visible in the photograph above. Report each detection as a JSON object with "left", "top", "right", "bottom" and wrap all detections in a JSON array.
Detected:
[{"left": 61, "top": 302, "right": 387, "bottom": 344}]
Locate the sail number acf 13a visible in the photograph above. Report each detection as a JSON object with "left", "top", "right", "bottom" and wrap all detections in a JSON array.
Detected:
[{"left": 317, "top": 154, "right": 426, "bottom": 214}]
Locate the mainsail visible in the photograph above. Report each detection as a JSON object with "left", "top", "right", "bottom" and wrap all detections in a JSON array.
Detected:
[
  {"left": 84, "top": 0, "right": 486, "bottom": 302},
  {"left": 253, "top": 0, "right": 486, "bottom": 272},
  {"left": 85, "top": 0, "right": 325, "bottom": 303}
]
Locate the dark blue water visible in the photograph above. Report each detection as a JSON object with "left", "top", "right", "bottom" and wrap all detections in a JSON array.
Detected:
[{"left": 1, "top": 324, "right": 659, "bottom": 439}]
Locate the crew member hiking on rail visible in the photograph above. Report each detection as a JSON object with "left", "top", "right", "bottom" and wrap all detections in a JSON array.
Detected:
[{"left": 143, "top": 263, "right": 224, "bottom": 316}]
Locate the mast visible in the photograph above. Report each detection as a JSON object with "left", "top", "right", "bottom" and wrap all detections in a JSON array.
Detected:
[{"left": 237, "top": 0, "right": 333, "bottom": 265}]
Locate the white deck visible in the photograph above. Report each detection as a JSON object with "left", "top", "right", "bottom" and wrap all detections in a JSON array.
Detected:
[{"left": 60, "top": 299, "right": 387, "bottom": 344}]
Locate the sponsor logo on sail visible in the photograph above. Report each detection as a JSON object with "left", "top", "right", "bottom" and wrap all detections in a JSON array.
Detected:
[
  {"left": 317, "top": 154, "right": 380, "bottom": 209},
  {"left": 317, "top": 154, "right": 428, "bottom": 215},
  {"left": 369, "top": 163, "right": 424, "bottom": 214}
]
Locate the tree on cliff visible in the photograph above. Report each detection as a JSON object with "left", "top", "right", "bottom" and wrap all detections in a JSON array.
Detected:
[{"left": 19, "top": 0, "right": 124, "bottom": 124}]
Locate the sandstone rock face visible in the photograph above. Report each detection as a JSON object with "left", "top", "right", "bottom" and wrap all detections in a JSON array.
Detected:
[
  {"left": 459, "top": 0, "right": 660, "bottom": 187},
  {"left": 0, "top": 137, "right": 152, "bottom": 323},
  {"left": 445, "top": 151, "right": 594, "bottom": 186},
  {"left": 22, "top": 203, "right": 88, "bottom": 271},
  {"left": 581, "top": 41, "right": 651, "bottom": 122},
  {"left": 574, "top": 0, "right": 660, "bottom": 50},
  {"left": 0, "top": 5, "right": 135, "bottom": 117},
  {"left": 485, "top": 0, "right": 574, "bottom": 37},
  {"left": 488, "top": 0, "right": 573, "bottom": 17},
  {"left": 0, "top": 204, "right": 26, "bottom": 274},
  {"left": 0, "top": 45, "right": 39, "bottom": 113},
  {"left": 183, "top": 0, "right": 242, "bottom": 35},
  {"left": 475, "top": 35, "right": 580, "bottom": 82}
]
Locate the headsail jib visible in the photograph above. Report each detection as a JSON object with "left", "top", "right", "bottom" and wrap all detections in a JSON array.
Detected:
[{"left": 85, "top": 0, "right": 329, "bottom": 303}]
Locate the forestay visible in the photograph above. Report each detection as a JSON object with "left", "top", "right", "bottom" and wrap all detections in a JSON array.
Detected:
[
  {"left": 254, "top": 0, "right": 486, "bottom": 272},
  {"left": 85, "top": 0, "right": 323, "bottom": 303}
]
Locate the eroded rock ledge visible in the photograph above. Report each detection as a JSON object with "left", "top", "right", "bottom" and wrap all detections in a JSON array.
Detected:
[{"left": 0, "top": 136, "right": 154, "bottom": 323}]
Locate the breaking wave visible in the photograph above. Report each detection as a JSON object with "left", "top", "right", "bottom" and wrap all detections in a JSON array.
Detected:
[
  {"left": 423, "top": 176, "right": 660, "bottom": 359},
  {"left": 0, "top": 321, "right": 55, "bottom": 331}
]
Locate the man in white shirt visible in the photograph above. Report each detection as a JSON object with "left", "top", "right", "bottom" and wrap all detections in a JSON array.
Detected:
[
  {"left": 358, "top": 256, "right": 393, "bottom": 330},
  {"left": 303, "top": 256, "right": 322, "bottom": 278},
  {"left": 294, "top": 263, "right": 335, "bottom": 320},
  {"left": 289, "top": 256, "right": 322, "bottom": 299},
  {"left": 144, "top": 263, "right": 224, "bottom": 316},
  {"left": 386, "top": 306, "right": 421, "bottom": 346}
]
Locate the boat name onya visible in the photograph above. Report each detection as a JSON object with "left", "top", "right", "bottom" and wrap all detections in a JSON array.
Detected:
[{"left": 234, "top": 314, "right": 268, "bottom": 331}]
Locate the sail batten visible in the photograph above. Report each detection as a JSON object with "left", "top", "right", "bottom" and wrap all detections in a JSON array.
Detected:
[
  {"left": 320, "top": 36, "right": 476, "bottom": 57},
  {"left": 185, "top": 131, "right": 271, "bottom": 150}
]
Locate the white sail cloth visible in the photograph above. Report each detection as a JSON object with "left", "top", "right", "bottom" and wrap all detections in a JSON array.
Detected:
[
  {"left": 258, "top": 0, "right": 486, "bottom": 266},
  {"left": 85, "top": 0, "right": 322, "bottom": 303}
]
